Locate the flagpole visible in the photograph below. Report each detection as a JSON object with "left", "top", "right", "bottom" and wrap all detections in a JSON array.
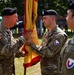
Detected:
[
  {"left": 24, "top": 0, "right": 26, "bottom": 75},
  {"left": 24, "top": 68, "right": 26, "bottom": 75}
]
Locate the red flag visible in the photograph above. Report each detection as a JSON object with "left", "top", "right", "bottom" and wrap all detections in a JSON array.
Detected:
[{"left": 22, "top": 0, "right": 41, "bottom": 68}]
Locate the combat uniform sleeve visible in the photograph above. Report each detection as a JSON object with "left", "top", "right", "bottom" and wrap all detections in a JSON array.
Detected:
[
  {"left": 60, "top": 41, "right": 68, "bottom": 60},
  {"left": 30, "top": 33, "right": 67, "bottom": 58},
  {"left": 0, "top": 31, "right": 26, "bottom": 56},
  {"left": 11, "top": 36, "right": 26, "bottom": 53}
]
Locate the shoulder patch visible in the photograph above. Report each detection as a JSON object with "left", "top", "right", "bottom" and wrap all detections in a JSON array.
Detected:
[
  {"left": 66, "top": 58, "right": 74, "bottom": 69},
  {"left": 53, "top": 40, "right": 59, "bottom": 46}
]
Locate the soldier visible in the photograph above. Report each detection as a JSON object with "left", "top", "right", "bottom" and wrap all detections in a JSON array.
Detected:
[
  {"left": 0, "top": 7, "right": 29, "bottom": 75},
  {"left": 61, "top": 0, "right": 74, "bottom": 75},
  {"left": 25, "top": 9, "right": 68, "bottom": 75}
]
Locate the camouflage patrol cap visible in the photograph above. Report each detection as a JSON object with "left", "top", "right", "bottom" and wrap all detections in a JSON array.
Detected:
[
  {"left": 41, "top": 9, "right": 59, "bottom": 16},
  {"left": 1, "top": 7, "right": 17, "bottom": 16},
  {"left": 68, "top": 0, "right": 74, "bottom": 10}
]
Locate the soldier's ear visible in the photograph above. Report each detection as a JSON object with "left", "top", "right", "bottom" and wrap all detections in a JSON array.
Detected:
[{"left": 51, "top": 16, "right": 55, "bottom": 20}]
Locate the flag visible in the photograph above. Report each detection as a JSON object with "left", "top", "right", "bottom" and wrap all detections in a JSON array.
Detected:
[{"left": 22, "top": 0, "right": 41, "bottom": 68}]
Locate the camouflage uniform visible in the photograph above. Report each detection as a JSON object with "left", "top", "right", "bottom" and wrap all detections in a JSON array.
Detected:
[
  {"left": 61, "top": 35, "right": 74, "bottom": 75},
  {"left": 0, "top": 23, "right": 26, "bottom": 75},
  {"left": 30, "top": 25, "right": 67, "bottom": 75}
]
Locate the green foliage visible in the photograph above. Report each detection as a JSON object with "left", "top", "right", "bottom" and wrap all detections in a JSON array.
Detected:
[
  {"left": 0, "top": 0, "right": 24, "bottom": 16},
  {"left": 0, "top": 0, "right": 70, "bottom": 17},
  {"left": 11, "top": 0, "right": 24, "bottom": 16},
  {"left": 38, "top": 0, "right": 68, "bottom": 17}
]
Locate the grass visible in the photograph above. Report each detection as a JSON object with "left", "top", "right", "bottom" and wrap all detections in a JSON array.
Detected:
[
  {"left": 15, "top": 53, "right": 41, "bottom": 75},
  {"left": 15, "top": 58, "right": 41, "bottom": 75},
  {"left": 14, "top": 38, "right": 42, "bottom": 75},
  {"left": 14, "top": 31, "right": 74, "bottom": 75}
]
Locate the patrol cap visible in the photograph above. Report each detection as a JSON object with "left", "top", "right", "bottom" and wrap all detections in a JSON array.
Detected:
[
  {"left": 68, "top": 0, "right": 74, "bottom": 10},
  {"left": 41, "top": 9, "right": 59, "bottom": 16},
  {"left": 1, "top": 7, "right": 17, "bottom": 16}
]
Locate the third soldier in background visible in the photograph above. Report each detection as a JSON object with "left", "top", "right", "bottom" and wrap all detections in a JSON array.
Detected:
[{"left": 61, "top": 0, "right": 74, "bottom": 75}]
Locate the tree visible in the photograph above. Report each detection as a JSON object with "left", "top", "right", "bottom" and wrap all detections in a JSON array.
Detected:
[
  {"left": 11, "top": 0, "right": 24, "bottom": 16},
  {"left": 38, "top": 0, "right": 68, "bottom": 17},
  {"left": 0, "top": 0, "right": 69, "bottom": 17},
  {"left": 0, "top": 0, "right": 24, "bottom": 16}
]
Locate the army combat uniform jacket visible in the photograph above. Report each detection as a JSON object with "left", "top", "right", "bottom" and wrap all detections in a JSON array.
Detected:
[
  {"left": 61, "top": 35, "right": 74, "bottom": 75},
  {"left": 0, "top": 23, "right": 26, "bottom": 75},
  {"left": 30, "top": 25, "right": 67, "bottom": 75}
]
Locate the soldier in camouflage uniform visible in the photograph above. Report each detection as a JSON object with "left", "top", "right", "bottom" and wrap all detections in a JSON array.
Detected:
[
  {"left": 61, "top": 0, "right": 74, "bottom": 75},
  {"left": 0, "top": 7, "right": 28, "bottom": 75},
  {"left": 25, "top": 9, "right": 68, "bottom": 75}
]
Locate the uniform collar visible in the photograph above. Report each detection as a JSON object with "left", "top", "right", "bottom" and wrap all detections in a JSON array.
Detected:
[
  {"left": 48, "top": 25, "right": 58, "bottom": 36},
  {"left": 1, "top": 22, "right": 10, "bottom": 32}
]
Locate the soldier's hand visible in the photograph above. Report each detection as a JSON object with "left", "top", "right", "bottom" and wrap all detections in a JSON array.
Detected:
[
  {"left": 15, "top": 51, "right": 25, "bottom": 58},
  {"left": 23, "top": 30, "right": 32, "bottom": 40},
  {"left": 26, "top": 39, "right": 33, "bottom": 46}
]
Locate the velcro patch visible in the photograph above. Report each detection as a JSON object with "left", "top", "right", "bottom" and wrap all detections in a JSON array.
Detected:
[
  {"left": 53, "top": 40, "right": 59, "bottom": 46},
  {"left": 66, "top": 58, "right": 74, "bottom": 69}
]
